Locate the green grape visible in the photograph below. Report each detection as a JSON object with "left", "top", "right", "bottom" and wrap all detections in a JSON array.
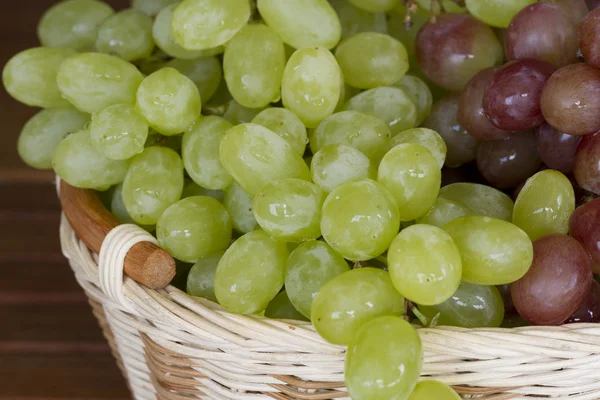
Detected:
[
  {"left": 181, "top": 179, "right": 224, "bottom": 202},
  {"left": 393, "top": 75, "right": 433, "bottom": 126},
  {"left": 310, "top": 110, "right": 391, "bottom": 162},
  {"left": 37, "top": 0, "right": 114, "bottom": 51},
  {"left": 153, "top": 4, "right": 207, "bottom": 59},
  {"left": 252, "top": 108, "right": 308, "bottom": 156},
  {"left": 439, "top": 183, "right": 514, "bottom": 221},
  {"left": 257, "top": 0, "right": 341, "bottom": 49},
  {"left": 321, "top": 179, "right": 400, "bottom": 261},
  {"left": 110, "top": 183, "right": 154, "bottom": 231},
  {"left": 311, "top": 268, "right": 405, "bottom": 345},
  {"left": 90, "top": 104, "right": 149, "bottom": 161},
  {"left": 253, "top": 179, "right": 325, "bottom": 242},
  {"left": 335, "top": 32, "right": 408, "bottom": 89},
  {"left": 310, "top": 144, "right": 375, "bottom": 193},
  {"left": 378, "top": 143, "right": 441, "bottom": 221},
  {"left": 95, "top": 9, "right": 155, "bottom": 62},
  {"left": 388, "top": 224, "right": 462, "bottom": 306},
  {"left": 512, "top": 170, "right": 575, "bottom": 241},
  {"left": 443, "top": 216, "right": 533, "bottom": 285},
  {"left": 157, "top": 196, "right": 232, "bottom": 263},
  {"left": 219, "top": 123, "right": 311, "bottom": 196},
  {"left": 345, "top": 316, "right": 421, "bottom": 400},
  {"left": 389, "top": 128, "right": 447, "bottom": 169},
  {"left": 223, "top": 182, "right": 258, "bottom": 234},
  {"left": 186, "top": 250, "right": 224, "bottom": 302},
  {"left": 388, "top": 5, "right": 429, "bottom": 79},
  {"left": 409, "top": 380, "right": 461, "bottom": 400},
  {"left": 136, "top": 67, "right": 201, "bottom": 136},
  {"left": 3, "top": 47, "right": 76, "bottom": 108},
  {"left": 132, "top": 0, "right": 179, "bottom": 16},
  {"left": 416, "top": 0, "right": 467, "bottom": 14},
  {"left": 122, "top": 146, "right": 184, "bottom": 225},
  {"left": 465, "top": 0, "right": 536, "bottom": 28},
  {"left": 264, "top": 291, "right": 308, "bottom": 321},
  {"left": 17, "top": 108, "right": 89, "bottom": 170},
  {"left": 171, "top": 0, "right": 251, "bottom": 50},
  {"left": 418, "top": 282, "right": 505, "bottom": 328},
  {"left": 52, "top": 129, "right": 130, "bottom": 189},
  {"left": 344, "top": 86, "right": 418, "bottom": 136},
  {"left": 57, "top": 52, "right": 144, "bottom": 114},
  {"left": 286, "top": 240, "right": 350, "bottom": 318},
  {"left": 214, "top": 230, "right": 288, "bottom": 314},
  {"left": 416, "top": 197, "right": 475, "bottom": 228},
  {"left": 182, "top": 116, "right": 233, "bottom": 190},
  {"left": 222, "top": 100, "right": 266, "bottom": 125},
  {"left": 224, "top": 24, "right": 285, "bottom": 108},
  {"left": 281, "top": 47, "right": 342, "bottom": 128},
  {"left": 165, "top": 57, "right": 222, "bottom": 103},
  {"left": 348, "top": 0, "right": 399, "bottom": 12},
  {"left": 329, "top": 0, "right": 387, "bottom": 39}
]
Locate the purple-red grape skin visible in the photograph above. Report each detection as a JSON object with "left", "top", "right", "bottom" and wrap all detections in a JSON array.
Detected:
[
  {"left": 535, "top": 123, "right": 581, "bottom": 174},
  {"left": 505, "top": 3, "right": 578, "bottom": 68},
  {"left": 545, "top": 0, "right": 590, "bottom": 25},
  {"left": 579, "top": 8, "right": 600, "bottom": 69},
  {"left": 570, "top": 198, "right": 600, "bottom": 268},
  {"left": 566, "top": 280, "right": 600, "bottom": 323},
  {"left": 511, "top": 234, "right": 593, "bottom": 326},
  {"left": 574, "top": 133, "right": 600, "bottom": 195},
  {"left": 587, "top": 0, "right": 600, "bottom": 9},
  {"left": 476, "top": 131, "right": 542, "bottom": 189},
  {"left": 483, "top": 60, "right": 555, "bottom": 132},
  {"left": 458, "top": 68, "right": 513, "bottom": 141},
  {"left": 540, "top": 64, "right": 600, "bottom": 136}
]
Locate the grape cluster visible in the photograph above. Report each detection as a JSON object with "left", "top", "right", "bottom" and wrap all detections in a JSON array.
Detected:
[{"left": 4, "top": 0, "right": 600, "bottom": 398}]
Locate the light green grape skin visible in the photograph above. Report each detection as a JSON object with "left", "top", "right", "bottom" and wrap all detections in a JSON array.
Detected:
[
  {"left": 512, "top": 170, "right": 575, "bottom": 241},
  {"left": 321, "top": 178, "right": 400, "bottom": 261},
  {"left": 335, "top": 32, "right": 408, "bottom": 89},
  {"left": 223, "top": 182, "right": 258, "bottom": 234},
  {"left": 378, "top": 143, "right": 441, "bottom": 221},
  {"left": 409, "top": 380, "right": 462, "bottom": 400},
  {"left": 439, "top": 183, "right": 514, "bottom": 222},
  {"left": 181, "top": 179, "right": 224, "bottom": 202},
  {"left": 136, "top": 67, "right": 201, "bottom": 136},
  {"left": 52, "top": 129, "right": 130, "bottom": 189},
  {"left": 122, "top": 146, "right": 184, "bottom": 225},
  {"left": 18, "top": 108, "right": 89, "bottom": 170},
  {"left": 57, "top": 52, "right": 144, "bottom": 114},
  {"left": 252, "top": 108, "right": 308, "bottom": 156},
  {"left": 224, "top": 24, "right": 285, "bottom": 108},
  {"left": 2, "top": 47, "right": 76, "bottom": 108},
  {"left": 281, "top": 47, "right": 342, "bottom": 128},
  {"left": 257, "top": 0, "right": 341, "bottom": 49},
  {"left": 253, "top": 179, "right": 325, "bottom": 242},
  {"left": 388, "top": 6, "right": 429, "bottom": 79},
  {"left": 182, "top": 116, "right": 233, "bottom": 190},
  {"left": 310, "top": 144, "right": 375, "bottom": 193},
  {"left": 443, "top": 216, "right": 533, "bottom": 285},
  {"left": 165, "top": 57, "right": 222, "bottom": 103},
  {"left": 219, "top": 123, "right": 311, "bottom": 197},
  {"left": 329, "top": 0, "right": 387, "bottom": 39},
  {"left": 465, "top": 0, "right": 536, "bottom": 28},
  {"left": 157, "top": 196, "right": 232, "bottom": 263},
  {"left": 132, "top": 0, "right": 179, "bottom": 16},
  {"left": 393, "top": 75, "right": 433, "bottom": 126},
  {"left": 418, "top": 282, "right": 505, "bottom": 328},
  {"left": 311, "top": 268, "right": 405, "bottom": 345},
  {"left": 310, "top": 110, "right": 391, "bottom": 162},
  {"left": 416, "top": 197, "right": 475, "bottom": 228},
  {"left": 344, "top": 86, "right": 418, "bottom": 136},
  {"left": 153, "top": 4, "right": 207, "bottom": 60},
  {"left": 110, "top": 183, "right": 154, "bottom": 231},
  {"left": 416, "top": 0, "right": 467, "bottom": 14},
  {"left": 95, "top": 9, "right": 155, "bottom": 62},
  {"left": 214, "top": 230, "right": 289, "bottom": 314},
  {"left": 345, "top": 316, "right": 421, "bottom": 400},
  {"left": 186, "top": 250, "right": 224, "bottom": 302},
  {"left": 348, "top": 0, "right": 399, "bottom": 12},
  {"left": 264, "top": 291, "right": 308, "bottom": 321},
  {"left": 387, "top": 224, "right": 462, "bottom": 306},
  {"left": 171, "top": 0, "right": 251, "bottom": 51},
  {"left": 389, "top": 128, "right": 447, "bottom": 169},
  {"left": 285, "top": 240, "right": 350, "bottom": 318},
  {"left": 37, "top": 0, "right": 114, "bottom": 51},
  {"left": 222, "top": 100, "right": 266, "bottom": 125},
  {"left": 90, "top": 104, "right": 149, "bottom": 161}
]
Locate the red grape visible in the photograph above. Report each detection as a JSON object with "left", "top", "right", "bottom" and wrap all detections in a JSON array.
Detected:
[
  {"left": 458, "top": 68, "right": 513, "bottom": 141},
  {"left": 579, "top": 8, "right": 600, "bottom": 69},
  {"left": 570, "top": 198, "right": 600, "bottom": 267},
  {"left": 505, "top": 3, "right": 578, "bottom": 68},
  {"left": 544, "top": 0, "right": 590, "bottom": 24},
  {"left": 566, "top": 280, "right": 600, "bottom": 323},
  {"left": 587, "top": 0, "right": 600, "bottom": 9},
  {"left": 535, "top": 123, "right": 581, "bottom": 174},
  {"left": 511, "top": 234, "right": 593, "bottom": 326},
  {"left": 574, "top": 133, "right": 600, "bottom": 195},
  {"left": 483, "top": 59, "right": 555, "bottom": 131},
  {"left": 540, "top": 64, "right": 600, "bottom": 136}
]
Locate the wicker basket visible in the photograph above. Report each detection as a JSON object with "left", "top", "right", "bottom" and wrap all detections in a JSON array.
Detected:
[{"left": 56, "top": 178, "right": 600, "bottom": 400}]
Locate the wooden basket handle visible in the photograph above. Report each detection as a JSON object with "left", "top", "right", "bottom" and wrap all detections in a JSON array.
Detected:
[{"left": 59, "top": 180, "right": 176, "bottom": 289}]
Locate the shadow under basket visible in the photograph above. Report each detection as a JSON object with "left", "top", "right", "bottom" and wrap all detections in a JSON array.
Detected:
[{"left": 57, "top": 179, "right": 600, "bottom": 400}]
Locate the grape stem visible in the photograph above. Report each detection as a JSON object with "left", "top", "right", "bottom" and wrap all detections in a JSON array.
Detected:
[
  {"left": 404, "top": 0, "right": 418, "bottom": 30},
  {"left": 410, "top": 304, "right": 440, "bottom": 328}
]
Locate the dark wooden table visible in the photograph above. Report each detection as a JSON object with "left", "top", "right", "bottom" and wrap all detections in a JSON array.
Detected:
[{"left": 1, "top": 1, "right": 131, "bottom": 398}]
